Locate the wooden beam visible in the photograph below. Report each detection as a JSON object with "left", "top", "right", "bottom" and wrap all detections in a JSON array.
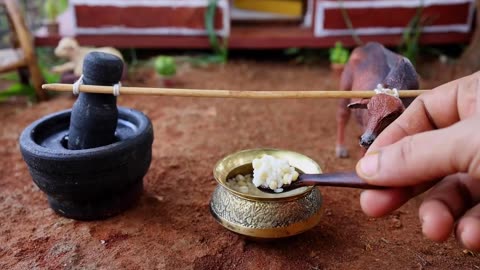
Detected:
[{"left": 42, "top": 83, "right": 429, "bottom": 99}]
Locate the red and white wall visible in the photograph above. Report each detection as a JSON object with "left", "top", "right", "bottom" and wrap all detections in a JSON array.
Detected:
[
  {"left": 70, "top": 0, "right": 475, "bottom": 40},
  {"left": 70, "top": 0, "right": 230, "bottom": 37},
  {"left": 314, "top": 0, "right": 475, "bottom": 37}
]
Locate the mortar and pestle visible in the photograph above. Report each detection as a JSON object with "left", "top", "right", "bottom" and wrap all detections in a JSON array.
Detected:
[{"left": 19, "top": 52, "right": 154, "bottom": 220}]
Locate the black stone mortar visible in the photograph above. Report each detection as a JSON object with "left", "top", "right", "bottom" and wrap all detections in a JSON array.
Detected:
[{"left": 19, "top": 52, "right": 154, "bottom": 220}]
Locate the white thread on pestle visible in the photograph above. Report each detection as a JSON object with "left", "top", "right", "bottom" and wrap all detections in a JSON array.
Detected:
[
  {"left": 113, "top": 81, "right": 122, "bottom": 96},
  {"left": 72, "top": 75, "right": 84, "bottom": 95}
]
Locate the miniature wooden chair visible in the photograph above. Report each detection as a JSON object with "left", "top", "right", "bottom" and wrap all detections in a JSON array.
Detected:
[{"left": 0, "top": 0, "right": 48, "bottom": 101}]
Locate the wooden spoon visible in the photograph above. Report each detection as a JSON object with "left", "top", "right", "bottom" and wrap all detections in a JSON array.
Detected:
[{"left": 257, "top": 172, "right": 386, "bottom": 193}]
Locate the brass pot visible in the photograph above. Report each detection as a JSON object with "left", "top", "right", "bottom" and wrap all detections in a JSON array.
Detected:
[{"left": 210, "top": 148, "right": 323, "bottom": 240}]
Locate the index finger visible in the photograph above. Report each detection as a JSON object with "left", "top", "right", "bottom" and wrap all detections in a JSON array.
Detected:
[{"left": 368, "top": 71, "right": 480, "bottom": 152}]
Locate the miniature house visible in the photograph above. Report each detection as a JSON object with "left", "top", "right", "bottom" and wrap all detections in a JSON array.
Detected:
[{"left": 35, "top": 0, "right": 476, "bottom": 48}]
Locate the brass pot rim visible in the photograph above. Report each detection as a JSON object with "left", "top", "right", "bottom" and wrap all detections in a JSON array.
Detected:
[{"left": 213, "top": 148, "right": 322, "bottom": 202}]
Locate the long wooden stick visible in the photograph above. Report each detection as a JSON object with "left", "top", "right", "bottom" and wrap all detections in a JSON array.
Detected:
[{"left": 42, "top": 83, "right": 429, "bottom": 99}]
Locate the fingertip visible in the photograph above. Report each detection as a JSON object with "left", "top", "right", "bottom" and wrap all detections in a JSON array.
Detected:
[
  {"left": 355, "top": 152, "right": 380, "bottom": 184},
  {"left": 419, "top": 200, "right": 454, "bottom": 243},
  {"left": 360, "top": 190, "right": 383, "bottom": 217},
  {"left": 360, "top": 189, "right": 411, "bottom": 217},
  {"left": 457, "top": 217, "right": 480, "bottom": 252}
]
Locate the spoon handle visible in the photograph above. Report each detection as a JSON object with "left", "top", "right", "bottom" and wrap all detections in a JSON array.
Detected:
[{"left": 299, "top": 172, "right": 386, "bottom": 189}]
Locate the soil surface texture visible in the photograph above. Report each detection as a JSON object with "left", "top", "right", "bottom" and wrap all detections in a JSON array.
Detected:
[{"left": 0, "top": 59, "right": 478, "bottom": 269}]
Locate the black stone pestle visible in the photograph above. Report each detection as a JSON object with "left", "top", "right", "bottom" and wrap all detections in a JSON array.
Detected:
[{"left": 68, "top": 52, "right": 122, "bottom": 150}]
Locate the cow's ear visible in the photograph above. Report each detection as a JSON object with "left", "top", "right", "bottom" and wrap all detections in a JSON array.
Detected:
[{"left": 347, "top": 99, "right": 369, "bottom": 109}]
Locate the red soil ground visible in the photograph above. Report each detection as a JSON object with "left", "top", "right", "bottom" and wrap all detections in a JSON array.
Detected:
[{"left": 0, "top": 59, "right": 478, "bottom": 269}]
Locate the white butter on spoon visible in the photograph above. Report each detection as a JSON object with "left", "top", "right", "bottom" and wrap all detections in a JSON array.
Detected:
[{"left": 252, "top": 155, "right": 299, "bottom": 193}]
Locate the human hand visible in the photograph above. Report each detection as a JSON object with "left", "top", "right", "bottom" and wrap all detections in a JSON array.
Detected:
[{"left": 355, "top": 71, "right": 480, "bottom": 251}]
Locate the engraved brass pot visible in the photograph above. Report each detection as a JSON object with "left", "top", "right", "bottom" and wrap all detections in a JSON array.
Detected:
[{"left": 210, "top": 149, "right": 323, "bottom": 240}]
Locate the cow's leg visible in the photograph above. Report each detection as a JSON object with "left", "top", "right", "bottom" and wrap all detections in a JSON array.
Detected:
[
  {"left": 335, "top": 64, "right": 353, "bottom": 158},
  {"left": 336, "top": 98, "right": 351, "bottom": 158}
]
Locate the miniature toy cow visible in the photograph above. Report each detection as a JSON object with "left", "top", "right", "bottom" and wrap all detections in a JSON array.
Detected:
[
  {"left": 336, "top": 42, "right": 419, "bottom": 158},
  {"left": 52, "top": 38, "right": 126, "bottom": 84}
]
